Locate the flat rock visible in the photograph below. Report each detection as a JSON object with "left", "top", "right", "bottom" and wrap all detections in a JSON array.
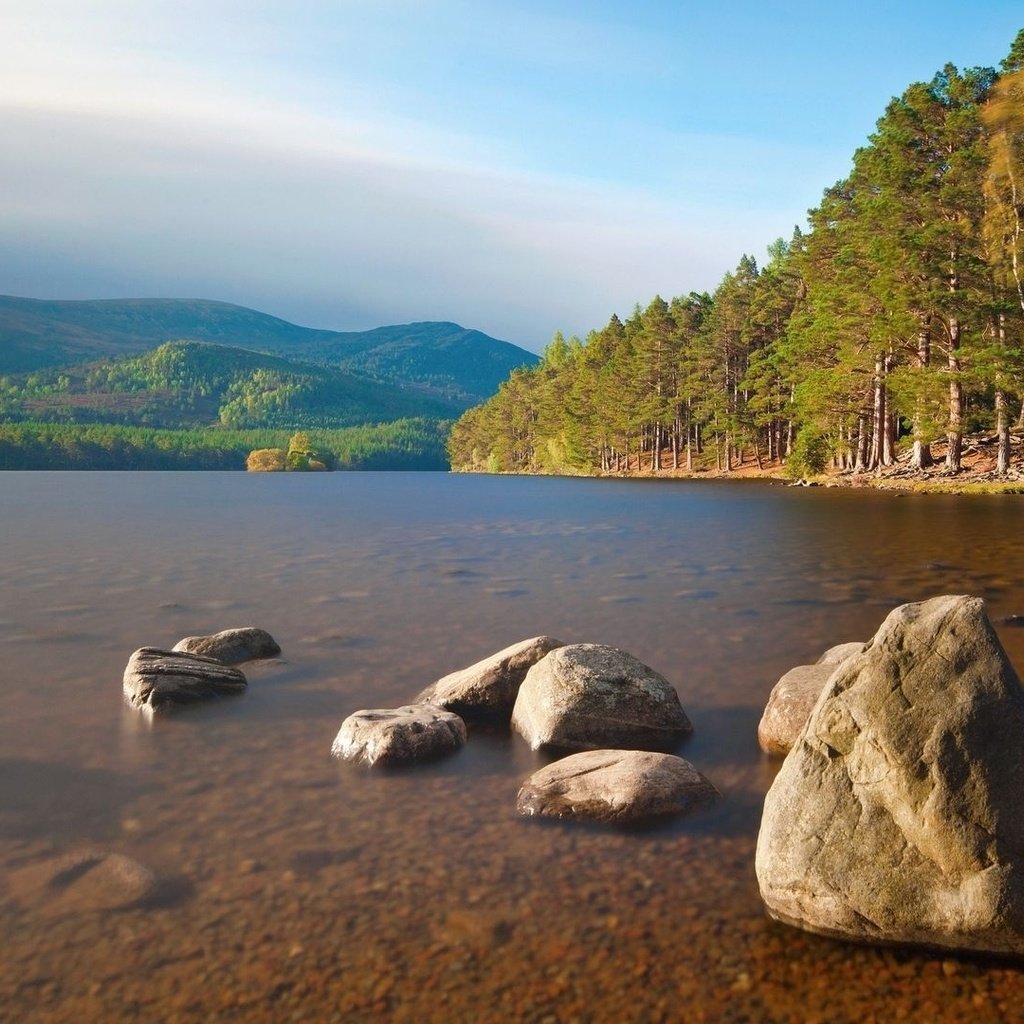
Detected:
[
  {"left": 416, "top": 635, "right": 564, "bottom": 719},
  {"left": 123, "top": 647, "right": 247, "bottom": 712},
  {"left": 756, "top": 595, "right": 1024, "bottom": 957},
  {"left": 331, "top": 704, "right": 467, "bottom": 766},
  {"left": 9, "top": 849, "right": 158, "bottom": 914},
  {"left": 172, "top": 627, "right": 281, "bottom": 664},
  {"left": 511, "top": 644, "right": 692, "bottom": 752},
  {"left": 517, "top": 749, "right": 719, "bottom": 824}
]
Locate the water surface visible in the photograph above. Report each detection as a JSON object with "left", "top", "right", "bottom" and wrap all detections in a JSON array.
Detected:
[{"left": 3, "top": 473, "right": 1024, "bottom": 1022}]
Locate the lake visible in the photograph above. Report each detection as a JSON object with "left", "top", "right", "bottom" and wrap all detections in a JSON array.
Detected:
[{"left": 3, "top": 472, "right": 1024, "bottom": 1023}]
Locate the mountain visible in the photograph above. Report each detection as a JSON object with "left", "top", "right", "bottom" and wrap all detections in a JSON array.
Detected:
[{"left": 0, "top": 295, "right": 539, "bottom": 405}]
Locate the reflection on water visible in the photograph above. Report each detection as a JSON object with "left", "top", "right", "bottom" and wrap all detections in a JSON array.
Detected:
[{"left": 2, "top": 473, "right": 1024, "bottom": 1022}]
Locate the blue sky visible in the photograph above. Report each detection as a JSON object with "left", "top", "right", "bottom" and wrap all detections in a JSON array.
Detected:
[{"left": 0, "top": 2, "right": 1020, "bottom": 351}]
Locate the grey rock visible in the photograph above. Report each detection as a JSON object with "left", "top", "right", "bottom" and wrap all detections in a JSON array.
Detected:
[
  {"left": 123, "top": 647, "right": 247, "bottom": 712},
  {"left": 517, "top": 749, "right": 719, "bottom": 824},
  {"left": 511, "top": 644, "right": 692, "bottom": 752},
  {"left": 172, "top": 627, "right": 281, "bottom": 664},
  {"left": 756, "top": 595, "right": 1024, "bottom": 957},
  {"left": 416, "top": 635, "right": 564, "bottom": 719},
  {"left": 332, "top": 704, "right": 467, "bottom": 766},
  {"left": 9, "top": 849, "right": 158, "bottom": 914}
]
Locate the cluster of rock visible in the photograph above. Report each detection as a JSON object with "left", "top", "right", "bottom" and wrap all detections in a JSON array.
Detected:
[
  {"left": 332, "top": 636, "right": 718, "bottom": 826},
  {"left": 756, "top": 594, "right": 1024, "bottom": 959},
  {"left": 122, "top": 627, "right": 280, "bottom": 713}
]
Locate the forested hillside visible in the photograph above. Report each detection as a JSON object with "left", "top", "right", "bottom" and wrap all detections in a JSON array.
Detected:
[
  {"left": 449, "top": 32, "right": 1024, "bottom": 480},
  {"left": 0, "top": 340, "right": 459, "bottom": 430}
]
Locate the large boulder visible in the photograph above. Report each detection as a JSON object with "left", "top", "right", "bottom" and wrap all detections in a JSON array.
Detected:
[
  {"left": 416, "top": 636, "right": 564, "bottom": 720},
  {"left": 756, "top": 595, "right": 1024, "bottom": 957},
  {"left": 758, "top": 643, "right": 865, "bottom": 756},
  {"left": 172, "top": 627, "right": 281, "bottom": 665},
  {"left": 331, "top": 705, "right": 467, "bottom": 766},
  {"left": 511, "top": 644, "right": 692, "bottom": 752},
  {"left": 517, "top": 749, "right": 718, "bottom": 824},
  {"left": 123, "top": 647, "right": 247, "bottom": 713}
]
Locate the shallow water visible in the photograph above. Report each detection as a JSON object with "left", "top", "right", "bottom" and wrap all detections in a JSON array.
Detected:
[{"left": 2, "top": 472, "right": 1024, "bottom": 1023}]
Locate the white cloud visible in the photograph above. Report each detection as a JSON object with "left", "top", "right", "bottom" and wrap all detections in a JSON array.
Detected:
[{"left": 0, "top": 1, "right": 823, "bottom": 346}]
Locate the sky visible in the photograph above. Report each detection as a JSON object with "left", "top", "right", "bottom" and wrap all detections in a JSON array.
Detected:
[{"left": 0, "top": 2, "right": 1021, "bottom": 352}]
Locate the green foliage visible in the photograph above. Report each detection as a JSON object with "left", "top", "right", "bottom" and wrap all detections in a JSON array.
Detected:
[
  {"left": 786, "top": 428, "right": 830, "bottom": 478},
  {"left": 0, "top": 419, "right": 450, "bottom": 471}
]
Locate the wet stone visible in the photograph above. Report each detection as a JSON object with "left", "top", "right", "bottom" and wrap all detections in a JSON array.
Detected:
[
  {"left": 331, "top": 705, "right": 467, "bottom": 766},
  {"left": 123, "top": 647, "right": 247, "bottom": 712},
  {"left": 172, "top": 627, "right": 281, "bottom": 665},
  {"left": 517, "top": 749, "right": 719, "bottom": 824},
  {"left": 416, "top": 635, "right": 564, "bottom": 720},
  {"left": 511, "top": 644, "right": 692, "bottom": 752}
]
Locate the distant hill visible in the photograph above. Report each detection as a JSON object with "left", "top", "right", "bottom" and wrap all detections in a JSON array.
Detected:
[{"left": 0, "top": 295, "right": 539, "bottom": 406}]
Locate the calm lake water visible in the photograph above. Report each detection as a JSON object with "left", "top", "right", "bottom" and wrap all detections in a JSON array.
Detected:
[{"left": 3, "top": 472, "right": 1024, "bottom": 1023}]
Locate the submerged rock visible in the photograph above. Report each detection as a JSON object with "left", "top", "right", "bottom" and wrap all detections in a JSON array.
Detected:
[
  {"left": 416, "top": 635, "right": 564, "bottom": 720},
  {"left": 172, "top": 627, "right": 281, "bottom": 665},
  {"left": 332, "top": 705, "right": 467, "bottom": 766},
  {"left": 756, "top": 595, "right": 1024, "bottom": 957},
  {"left": 123, "top": 647, "right": 247, "bottom": 713},
  {"left": 517, "top": 749, "right": 718, "bottom": 824},
  {"left": 9, "top": 849, "right": 158, "bottom": 914},
  {"left": 511, "top": 644, "right": 692, "bottom": 752}
]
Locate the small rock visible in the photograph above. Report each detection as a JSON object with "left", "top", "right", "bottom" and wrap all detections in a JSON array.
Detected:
[
  {"left": 758, "top": 643, "right": 865, "bottom": 755},
  {"left": 172, "top": 627, "right": 281, "bottom": 664},
  {"left": 331, "top": 705, "right": 467, "bottom": 766},
  {"left": 511, "top": 644, "right": 692, "bottom": 752},
  {"left": 757, "top": 664, "right": 836, "bottom": 756},
  {"left": 123, "top": 647, "right": 247, "bottom": 712},
  {"left": 517, "top": 749, "right": 718, "bottom": 824},
  {"left": 416, "top": 635, "right": 564, "bottom": 720}
]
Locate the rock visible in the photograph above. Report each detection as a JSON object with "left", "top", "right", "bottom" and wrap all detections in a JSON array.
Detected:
[
  {"left": 172, "top": 627, "right": 281, "bottom": 664},
  {"left": 758, "top": 643, "right": 865, "bottom": 756},
  {"left": 123, "top": 647, "right": 247, "bottom": 712},
  {"left": 9, "top": 849, "right": 158, "bottom": 914},
  {"left": 416, "top": 635, "right": 565, "bottom": 720},
  {"left": 331, "top": 705, "right": 467, "bottom": 766},
  {"left": 816, "top": 641, "right": 865, "bottom": 665},
  {"left": 511, "top": 644, "right": 692, "bottom": 752},
  {"left": 756, "top": 595, "right": 1024, "bottom": 957},
  {"left": 757, "top": 663, "right": 837, "bottom": 756},
  {"left": 517, "top": 749, "right": 719, "bottom": 824}
]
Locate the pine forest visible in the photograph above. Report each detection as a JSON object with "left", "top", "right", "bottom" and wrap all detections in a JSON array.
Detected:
[{"left": 448, "top": 32, "right": 1024, "bottom": 480}]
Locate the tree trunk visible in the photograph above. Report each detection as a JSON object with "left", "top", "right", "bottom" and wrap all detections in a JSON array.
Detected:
[
  {"left": 910, "top": 318, "right": 933, "bottom": 469},
  {"left": 869, "top": 352, "right": 885, "bottom": 470},
  {"left": 996, "top": 388, "right": 1011, "bottom": 476},
  {"left": 854, "top": 413, "right": 869, "bottom": 473},
  {"left": 945, "top": 315, "right": 963, "bottom": 473}
]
